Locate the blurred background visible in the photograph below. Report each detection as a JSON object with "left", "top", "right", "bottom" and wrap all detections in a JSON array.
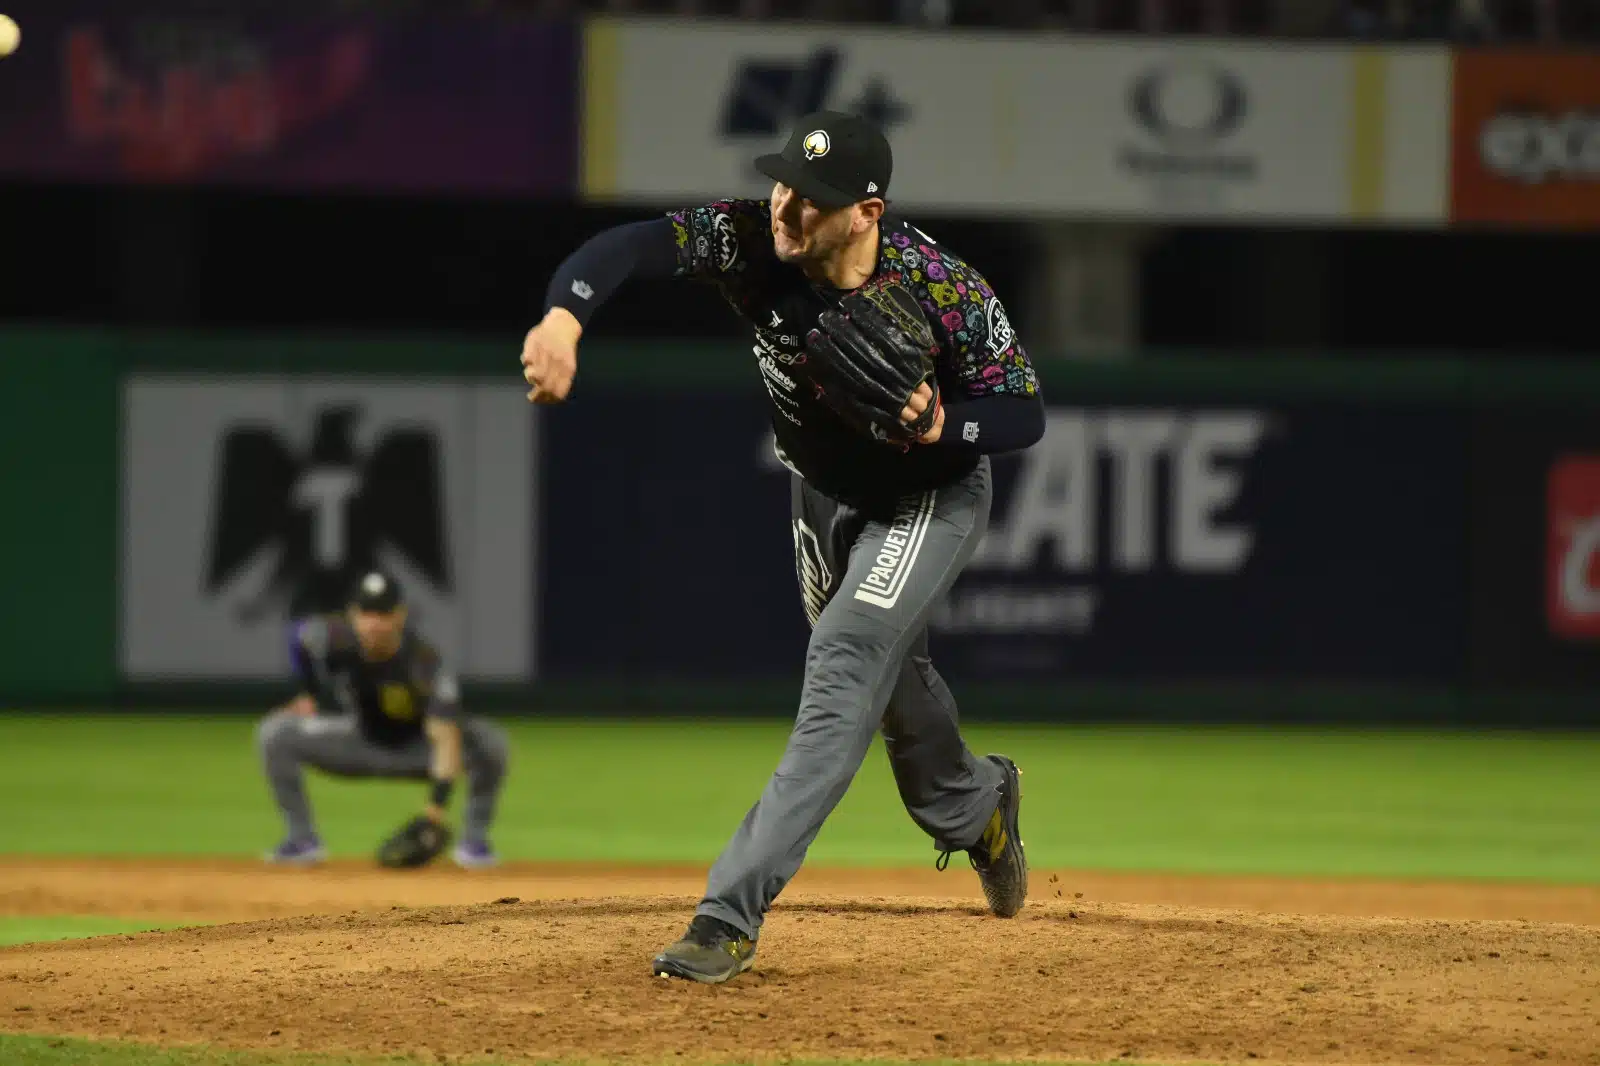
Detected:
[{"left": 2, "top": 0, "right": 1599, "bottom": 729}]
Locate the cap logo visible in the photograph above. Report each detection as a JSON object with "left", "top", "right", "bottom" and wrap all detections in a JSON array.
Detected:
[
  {"left": 867, "top": 181, "right": 878, "bottom": 194},
  {"left": 362, "top": 573, "right": 387, "bottom": 597},
  {"left": 802, "top": 129, "right": 830, "bottom": 161}
]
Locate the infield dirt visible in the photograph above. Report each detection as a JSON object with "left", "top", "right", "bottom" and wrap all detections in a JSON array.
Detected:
[{"left": 3, "top": 859, "right": 1599, "bottom": 1065}]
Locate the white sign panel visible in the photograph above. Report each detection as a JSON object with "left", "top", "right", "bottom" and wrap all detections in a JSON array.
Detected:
[
  {"left": 584, "top": 20, "right": 1447, "bottom": 224},
  {"left": 121, "top": 377, "right": 537, "bottom": 680}
]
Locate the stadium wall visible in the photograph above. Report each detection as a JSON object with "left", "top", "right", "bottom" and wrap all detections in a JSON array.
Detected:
[{"left": 2, "top": 325, "right": 1597, "bottom": 725}]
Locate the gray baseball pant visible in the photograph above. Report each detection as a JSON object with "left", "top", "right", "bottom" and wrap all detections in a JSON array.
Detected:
[
  {"left": 256, "top": 711, "right": 509, "bottom": 843},
  {"left": 697, "top": 457, "right": 1005, "bottom": 938}
]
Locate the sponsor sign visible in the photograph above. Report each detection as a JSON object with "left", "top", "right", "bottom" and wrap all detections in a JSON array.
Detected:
[
  {"left": 1547, "top": 455, "right": 1600, "bottom": 641},
  {"left": 926, "top": 405, "right": 1468, "bottom": 681},
  {"left": 538, "top": 381, "right": 1466, "bottom": 684},
  {"left": 0, "top": 0, "right": 577, "bottom": 195},
  {"left": 1450, "top": 51, "right": 1600, "bottom": 229},
  {"left": 1469, "top": 409, "right": 1600, "bottom": 687},
  {"left": 583, "top": 19, "right": 1446, "bottom": 223},
  {"left": 120, "top": 376, "right": 537, "bottom": 680}
]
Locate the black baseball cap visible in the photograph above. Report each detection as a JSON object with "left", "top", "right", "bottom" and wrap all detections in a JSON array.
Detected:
[
  {"left": 753, "top": 110, "right": 892, "bottom": 209},
  {"left": 350, "top": 569, "right": 404, "bottom": 613}
]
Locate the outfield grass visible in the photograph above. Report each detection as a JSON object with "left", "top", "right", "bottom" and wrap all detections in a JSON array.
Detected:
[
  {"left": 2, "top": 714, "right": 1598, "bottom": 882},
  {"left": 0, "top": 1037, "right": 1121, "bottom": 1066},
  {"left": 0, "top": 1035, "right": 485, "bottom": 1066},
  {"left": 0, "top": 917, "right": 195, "bottom": 947}
]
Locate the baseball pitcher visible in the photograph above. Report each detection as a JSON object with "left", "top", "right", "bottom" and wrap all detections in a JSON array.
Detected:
[
  {"left": 521, "top": 111, "right": 1045, "bottom": 983},
  {"left": 257, "top": 570, "right": 509, "bottom": 870}
]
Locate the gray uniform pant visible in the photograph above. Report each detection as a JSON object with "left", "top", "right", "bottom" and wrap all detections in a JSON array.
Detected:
[
  {"left": 697, "top": 457, "right": 1005, "bottom": 938},
  {"left": 256, "top": 711, "right": 510, "bottom": 844}
]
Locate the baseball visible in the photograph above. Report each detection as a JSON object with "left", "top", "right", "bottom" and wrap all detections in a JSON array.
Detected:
[{"left": 0, "top": 15, "right": 19, "bottom": 57}]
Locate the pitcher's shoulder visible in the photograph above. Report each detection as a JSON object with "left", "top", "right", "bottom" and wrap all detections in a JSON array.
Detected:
[{"left": 877, "top": 216, "right": 1035, "bottom": 398}]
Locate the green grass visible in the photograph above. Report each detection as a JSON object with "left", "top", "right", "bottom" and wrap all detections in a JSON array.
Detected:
[
  {"left": 0, "top": 916, "right": 196, "bottom": 947},
  {"left": 0, "top": 1035, "right": 461, "bottom": 1066},
  {"left": 1, "top": 714, "right": 1598, "bottom": 882},
  {"left": 0, "top": 1037, "right": 1125, "bottom": 1066}
]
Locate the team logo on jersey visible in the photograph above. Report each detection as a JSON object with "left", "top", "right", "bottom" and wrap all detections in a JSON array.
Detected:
[
  {"left": 803, "top": 129, "right": 831, "bottom": 160},
  {"left": 985, "top": 297, "right": 1015, "bottom": 355},
  {"left": 793, "top": 519, "right": 833, "bottom": 627},
  {"left": 712, "top": 212, "right": 740, "bottom": 272},
  {"left": 379, "top": 682, "right": 416, "bottom": 721}
]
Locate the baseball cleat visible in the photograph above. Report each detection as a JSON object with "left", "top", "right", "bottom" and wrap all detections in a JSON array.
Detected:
[
  {"left": 451, "top": 839, "right": 499, "bottom": 870},
  {"left": 650, "top": 915, "right": 757, "bottom": 984},
  {"left": 938, "top": 753, "right": 1027, "bottom": 917},
  {"left": 264, "top": 836, "right": 326, "bottom": 866}
]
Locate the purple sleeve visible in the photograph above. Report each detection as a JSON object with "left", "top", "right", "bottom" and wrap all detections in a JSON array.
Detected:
[{"left": 287, "top": 620, "right": 318, "bottom": 697}]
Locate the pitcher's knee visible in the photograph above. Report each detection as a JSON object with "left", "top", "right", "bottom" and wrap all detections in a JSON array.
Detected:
[{"left": 804, "top": 621, "right": 895, "bottom": 693}]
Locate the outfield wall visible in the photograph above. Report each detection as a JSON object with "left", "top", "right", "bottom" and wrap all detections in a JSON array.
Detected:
[{"left": 3, "top": 325, "right": 1598, "bottom": 724}]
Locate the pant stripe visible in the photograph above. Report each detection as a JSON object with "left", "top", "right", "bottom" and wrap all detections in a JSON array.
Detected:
[{"left": 852, "top": 490, "right": 936, "bottom": 609}]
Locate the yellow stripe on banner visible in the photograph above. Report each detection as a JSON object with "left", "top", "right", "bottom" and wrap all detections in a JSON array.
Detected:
[
  {"left": 1347, "top": 49, "right": 1388, "bottom": 220},
  {"left": 580, "top": 18, "right": 620, "bottom": 199}
]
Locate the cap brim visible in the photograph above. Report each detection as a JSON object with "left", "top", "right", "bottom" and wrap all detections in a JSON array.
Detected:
[{"left": 752, "top": 153, "right": 864, "bottom": 208}]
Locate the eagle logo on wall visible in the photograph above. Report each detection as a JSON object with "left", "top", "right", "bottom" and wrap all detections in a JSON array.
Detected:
[{"left": 204, "top": 405, "right": 449, "bottom": 622}]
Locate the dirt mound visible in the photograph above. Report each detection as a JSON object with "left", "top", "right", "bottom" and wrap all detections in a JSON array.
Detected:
[
  {"left": 6, "top": 857, "right": 1600, "bottom": 926},
  {"left": 3, "top": 860, "right": 1600, "bottom": 1065},
  {"left": 4, "top": 891, "right": 1599, "bottom": 1065}
]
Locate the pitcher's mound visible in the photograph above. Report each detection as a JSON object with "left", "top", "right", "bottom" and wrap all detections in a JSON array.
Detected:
[{"left": 4, "top": 893, "right": 1598, "bottom": 1065}]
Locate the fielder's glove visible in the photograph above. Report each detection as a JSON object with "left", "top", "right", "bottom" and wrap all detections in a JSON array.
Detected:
[
  {"left": 376, "top": 814, "right": 453, "bottom": 869},
  {"left": 804, "top": 274, "right": 940, "bottom": 449}
]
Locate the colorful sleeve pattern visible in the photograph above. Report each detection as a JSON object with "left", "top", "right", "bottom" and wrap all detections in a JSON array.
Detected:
[{"left": 882, "top": 229, "right": 1039, "bottom": 401}]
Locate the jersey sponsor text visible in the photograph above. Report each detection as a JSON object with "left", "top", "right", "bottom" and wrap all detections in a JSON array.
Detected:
[{"left": 853, "top": 490, "right": 935, "bottom": 609}]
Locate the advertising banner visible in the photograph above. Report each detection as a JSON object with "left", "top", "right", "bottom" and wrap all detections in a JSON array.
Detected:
[
  {"left": 1469, "top": 408, "right": 1600, "bottom": 687},
  {"left": 583, "top": 19, "right": 1447, "bottom": 223},
  {"left": 538, "top": 384, "right": 1468, "bottom": 684},
  {"left": 120, "top": 376, "right": 537, "bottom": 681},
  {"left": 928, "top": 404, "right": 1467, "bottom": 681},
  {"left": 1450, "top": 51, "right": 1600, "bottom": 229},
  {"left": 0, "top": 1, "right": 577, "bottom": 195}
]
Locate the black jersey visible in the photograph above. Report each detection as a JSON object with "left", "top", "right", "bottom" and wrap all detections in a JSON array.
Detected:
[
  {"left": 665, "top": 199, "right": 1040, "bottom": 507},
  {"left": 288, "top": 614, "right": 460, "bottom": 748}
]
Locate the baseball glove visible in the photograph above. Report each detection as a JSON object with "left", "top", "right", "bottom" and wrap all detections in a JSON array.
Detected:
[
  {"left": 375, "top": 814, "right": 453, "bottom": 869},
  {"left": 804, "top": 274, "right": 940, "bottom": 448}
]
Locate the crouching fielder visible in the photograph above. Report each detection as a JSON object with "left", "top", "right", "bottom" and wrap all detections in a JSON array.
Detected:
[{"left": 257, "top": 570, "right": 509, "bottom": 869}]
